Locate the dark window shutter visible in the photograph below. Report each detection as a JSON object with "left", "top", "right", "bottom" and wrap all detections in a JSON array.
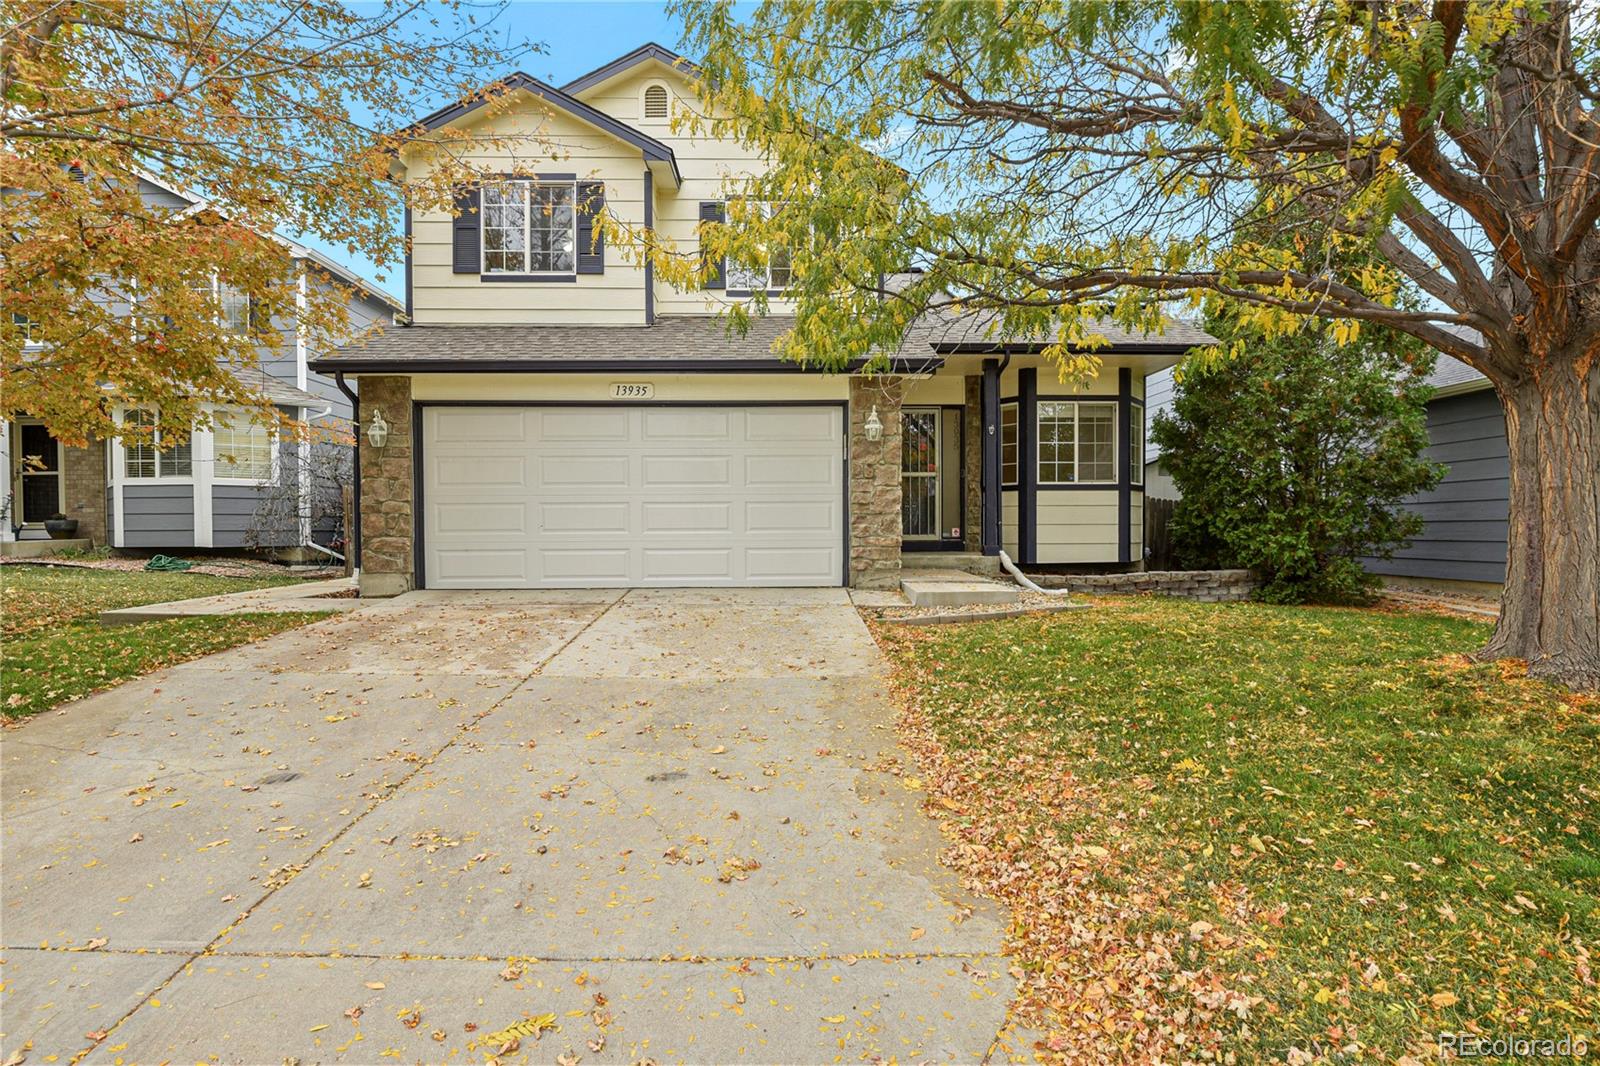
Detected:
[
  {"left": 452, "top": 185, "right": 480, "bottom": 275},
  {"left": 67, "top": 163, "right": 87, "bottom": 183},
  {"left": 699, "top": 201, "right": 725, "bottom": 290},
  {"left": 576, "top": 180, "right": 605, "bottom": 275}
]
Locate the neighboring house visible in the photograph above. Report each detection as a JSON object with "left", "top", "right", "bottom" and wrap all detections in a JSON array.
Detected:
[
  {"left": 1, "top": 174, "right": 401, "bottom": 553},
  {"left": 1142, "top": 342, "right": 1508, "bottom": 592},
  {"left": 310, "top": 42, "right": 1211, "bottom": 596},
  {"left": 1362, "top": 353, "right": 1507, "bottom": 591}
]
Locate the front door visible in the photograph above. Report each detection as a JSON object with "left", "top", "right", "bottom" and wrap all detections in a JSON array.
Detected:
[
  {"left": 16, "top": 423, "right": 62, "bottom": 525},
  {"left": 901, "top": 408, "right": 940, "bottom": 539}
]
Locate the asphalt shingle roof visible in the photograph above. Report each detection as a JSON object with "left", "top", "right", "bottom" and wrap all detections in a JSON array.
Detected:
[
  {"left": 230, "top": 366, "right": 326, "bottom": 409},
  {"left": 310, "top": 312, "right": 1211, "bottom": 373}
]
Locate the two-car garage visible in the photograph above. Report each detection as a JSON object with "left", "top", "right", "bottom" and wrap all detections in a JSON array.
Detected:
[{"left": 419, "top": 404, "right": 846, "bottom": 588}]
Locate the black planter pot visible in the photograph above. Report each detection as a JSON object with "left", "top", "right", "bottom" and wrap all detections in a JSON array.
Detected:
[{"left": 44, "top": 517, "right": 79, "bottom": 540}]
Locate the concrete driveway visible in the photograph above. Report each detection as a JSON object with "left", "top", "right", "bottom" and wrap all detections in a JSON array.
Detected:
[{"left": 1, "top": 589, "right": 1017, "bottom": 1063}]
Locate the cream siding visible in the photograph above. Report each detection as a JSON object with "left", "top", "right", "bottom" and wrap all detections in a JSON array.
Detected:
[
  {"left": 573, "top": 68, "right": 796, "bottom": 317},
  {"left": 406, "top": 372, "right": 849, "bottom": 403},
  {"left": 403, "top": 98, "right": 650, "bottom": 325},
  {"left": 1001, "top": 491, "right": 1018, "bottom": 557},
  {"left": 1035, "top": 490, "right": 1120, "bottom": 564}
]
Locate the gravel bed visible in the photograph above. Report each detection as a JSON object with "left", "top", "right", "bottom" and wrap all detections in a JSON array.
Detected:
[{"left": 861, "top": 587, "right": 1083, "bottom": 624}]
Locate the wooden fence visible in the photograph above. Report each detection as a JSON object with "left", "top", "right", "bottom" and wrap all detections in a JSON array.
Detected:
[{"left": 1144, "top": 496, "right": 1177, "bottom": 570}]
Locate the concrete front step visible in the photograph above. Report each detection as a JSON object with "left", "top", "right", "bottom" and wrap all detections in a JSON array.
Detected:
[
  {"left": 900, "top": 551, "right": 1001, "bottom": 577},
  {"left": 900, "top": 568, "right": 1021, "bottom": 607}
]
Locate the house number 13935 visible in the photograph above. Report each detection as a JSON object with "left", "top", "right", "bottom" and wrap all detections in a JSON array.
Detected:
[{"left": 610, "top": 383, "right": 654, "bottom": 399}]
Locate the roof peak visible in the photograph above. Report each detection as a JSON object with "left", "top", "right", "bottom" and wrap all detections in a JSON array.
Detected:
[{"left": 562, "top": 42, "right": 701, "bottom": 96}]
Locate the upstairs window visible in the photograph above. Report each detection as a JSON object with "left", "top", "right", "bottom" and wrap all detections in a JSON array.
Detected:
[
  {"left": 214, "top": 409, "right": 274, "bottom": 482},
  {"left": 123, "top": 409, "right": 192, "bottom": 480},
  {"left": 482, "top": 180, "right": 576, "bottom": 275},
  {"left": 725, "top": 202, "right": 792, "bottom": 293},
  {"left": 642, "top": 83, "right": 670, "bottom": 121}
]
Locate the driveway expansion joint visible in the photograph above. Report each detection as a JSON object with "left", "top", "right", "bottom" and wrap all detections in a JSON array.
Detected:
[{"left": 56, "top": 590, "right": 633, "bottom": 1065}]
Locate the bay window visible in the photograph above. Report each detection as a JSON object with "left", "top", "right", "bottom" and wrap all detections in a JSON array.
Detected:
[
  {"left": 482, "top": 180, "right": 577, "bottom": 275},
  {"left": 214, "top": 409, "right": 274, "bottom": 481},
  {"left": 123, "top": 409, "right": 192, "bottom": 479},
  {"left": 1000, "top": 402, "right": 1019, "bottom": 486},
  {"left": 1038, "top": 401, "right": 1116, "bottom": 484}
]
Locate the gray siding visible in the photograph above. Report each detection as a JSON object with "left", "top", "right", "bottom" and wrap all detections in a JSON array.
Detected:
[
  {"left": 121, "top": 484, "right": 195, "bottom": 548},
  {"left": 289, "top": 275, "right": 396, "bottom": 424},
  {"left": 1365, "top": 388, "right": 1508, "bottom": 584},
  {"left": 211, "top": 429, "right": 300, "bottom": 548}
]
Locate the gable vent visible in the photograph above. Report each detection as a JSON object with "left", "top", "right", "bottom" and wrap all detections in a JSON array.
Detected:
[{"left": 643, "top": 84, "right": 670, "bottom": 120}]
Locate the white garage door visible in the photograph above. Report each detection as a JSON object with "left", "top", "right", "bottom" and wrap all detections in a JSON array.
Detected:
[{"left": 421, "top": 405, "right": 845, "bottom": 588}]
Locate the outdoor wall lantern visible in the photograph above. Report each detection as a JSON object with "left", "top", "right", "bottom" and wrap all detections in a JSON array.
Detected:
[
  {"left": 367, "top": 409, "right": 390, "bottom": 449},
  {"left": 863, "top": 405, "right": 883, "bottom": 442}
]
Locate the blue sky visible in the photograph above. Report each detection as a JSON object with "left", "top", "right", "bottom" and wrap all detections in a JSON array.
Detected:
[{"left": 295, "top": 1, "right": 689, "bottom": 298}]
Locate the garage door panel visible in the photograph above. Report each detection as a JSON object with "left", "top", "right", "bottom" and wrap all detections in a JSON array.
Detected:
[
  {"left": 641, "top": 547, "right": 736, "bottom": 580},
  {"left": 642, "top": 409, "right": 734, "bottom": 439},
  {"left": 746, "top": 499, "right": 836, "bottom": 534},
  {"left": 746, "top": 546, "right": 837, "bottom": 582},
  {"left": 642, "top": 454, "right": 733, "bottom": 488},
  {"left": 435, "top": 502, "right": 526, "bottom": 535},
  {"left": 438, "top": 455, "right": 526, "bottom": 488},
  {"left": 538, "top": 409, "right": 630, "bottom": 440},
  {"left": 643, "top": 501, "right": 734, "bottom": 533},
  {"left": 431, "top": 408, "right": 525, "bottom": 443},
  {"left": 432, "top": 549, "right": 528, "bottom": 584},
  {"left": 541, "top": 548, "right": 632, "bottom": 582},
  {"left": 745, "top": 453, "right": 835, "bottom": 488},
  {"left": 540, "top": 454, "right": 631, "bottom": 488},
  {"left": 423, "top": 405, "right": 843, "bottom": 588},
  {"left": 540, "top": 501, "right": 630, "bottom": 534},
  {"left": 747, "top": 407, "right": 841, "bottom": 442}
]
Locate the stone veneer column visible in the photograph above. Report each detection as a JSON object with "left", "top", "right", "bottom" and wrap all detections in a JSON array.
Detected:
[
  {"left": 358, "top": 375, "right": 414, "bottom": 597},
  {"left": 848, "top": 374, "right": 904, "bottom": 589},
  {"left": 962, "top": 375, "right": 982, "bottom": 553},
  {"left": 61, "top": 441, "right": 108, "bottom": 545}
]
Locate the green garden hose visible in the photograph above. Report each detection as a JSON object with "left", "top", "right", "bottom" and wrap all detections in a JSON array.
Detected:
[{"left": 143, "top": 554, "right": 193, "bottom": 572}]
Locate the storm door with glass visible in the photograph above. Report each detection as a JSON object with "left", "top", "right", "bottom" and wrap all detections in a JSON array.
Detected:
[{"left": 901, "top": 408, "right": 942, "bottom": 540}]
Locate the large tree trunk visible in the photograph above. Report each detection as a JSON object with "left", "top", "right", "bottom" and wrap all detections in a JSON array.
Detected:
[{"left": 1482, "top": 345, "right": 1600, "bottom": 690}]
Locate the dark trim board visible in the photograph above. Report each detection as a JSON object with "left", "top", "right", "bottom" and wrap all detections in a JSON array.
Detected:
[
  {"left": 1117, "top": 367, "right": 1132, "bottom": 564},
  {"left": 411, "top": 399, "right": 850, "bottom": 590},
  {"left": 311, "top": 357, "right": 944, "bottom": 375},
  {"left": 1018, "top": 367, "right": 1038, "bottom": 565},
  {"left": 480, "top": 274, "right": 579, "bottom": 284},
  {"left": 403, "top": 72, "right": 682, "bottom": 185}
]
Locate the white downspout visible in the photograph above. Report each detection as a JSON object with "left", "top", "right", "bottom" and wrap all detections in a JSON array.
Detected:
[{"left": 997, "top": 549, "right": 1071, "bottom": 599}]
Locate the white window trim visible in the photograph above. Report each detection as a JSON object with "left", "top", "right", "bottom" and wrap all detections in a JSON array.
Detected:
[
  {"left": 480, "top": 179, "right": 578, "bottom": 277},
  {"left": 1036, "top": 399, "right": 1118, "bottom": 486},
  {"left": 723, "top": 201, "right": 793, "bottom": 295},
  {"left": 1131, "top": 403, "right": 1145, "bottom": 487},
  {"left": 211, "top": 407, "right": 279, "bottom": 487},
  {"left": 1000, "top": 401, "right": 1019, "bottom": 487},
  {"left": 115, "top": 407, "right": 196, "bottom": 485}
]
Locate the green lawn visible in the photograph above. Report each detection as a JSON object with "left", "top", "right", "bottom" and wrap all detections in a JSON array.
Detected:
[
  {"left": 875, "top": 599, "right": 1599, "bottom": 1063},
  {"left": 1, "top": 565, "right": 330, "bottom": 718}
]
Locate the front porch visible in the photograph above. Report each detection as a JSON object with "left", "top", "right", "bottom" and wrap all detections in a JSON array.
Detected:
[
  {"left": 1, "top": 420, "right": 108, "bottom": 548},
  {"left": 855, "top": 353, "right": 1156, "bottom": 588}
]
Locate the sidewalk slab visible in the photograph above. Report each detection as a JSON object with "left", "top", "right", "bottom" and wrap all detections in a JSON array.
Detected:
[
  {"left": 900, "top": 569, "right": 1021, "bottom": 607},
  {"left": 99, "top": 577, "right": 361, "bottom": 625}
]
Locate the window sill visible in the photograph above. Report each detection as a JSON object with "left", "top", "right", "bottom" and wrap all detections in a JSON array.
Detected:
[
  {"left": 481, "top": 273, "right": 578, "bottom": 284},
  {"left": 122, "top": 477, "right": 196, "bottom": 486},
  {"left": 725, "top": 289, "right": 789, "bottom": 299}
]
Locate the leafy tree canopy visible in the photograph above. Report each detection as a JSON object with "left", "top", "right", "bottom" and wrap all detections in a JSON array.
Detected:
[
  {"left": 2, "top": 1, "right": 538, "bottom": 445},
  {"left": 1154, "top": 314, "right": 1442, "bottom": 603},
  {"left": 673, "top": 0, "right": 1600, "bottom": 687}
]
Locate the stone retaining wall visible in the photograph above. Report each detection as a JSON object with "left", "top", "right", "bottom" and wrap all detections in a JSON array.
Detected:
[{"left": 1030, "top": 568, "right": 1258, "bottom": 602}]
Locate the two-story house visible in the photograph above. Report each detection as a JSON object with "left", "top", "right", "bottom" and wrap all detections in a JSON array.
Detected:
[
  {"left": 310, "top": 43, "right": 1208, "bottom": 596},
  {"left": 2, "top": 173, "right": 401, "bottom": 556}
]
